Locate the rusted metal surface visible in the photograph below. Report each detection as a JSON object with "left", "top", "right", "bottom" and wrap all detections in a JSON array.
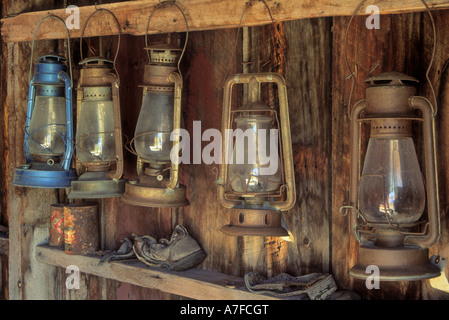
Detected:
[
  {"left": 49, "top": 204, "right": 64, "bottom": 247},
  {"left": 220, "top": 208, "right": 288, "bottom": 237},
  {"left": 71, "top": 59, "right": 126, "bottom": 200},
  {"left": 350, "top": 243, "right": 440, "bottom": 281},
  {"left": 347, "top": 72, "right": 440, "bottom": 281},
  {"left": 122, "top": 32, "right": 188, "bottom": 207},
  {"left": 218, "top": 72, "right": 295, "bottom": 236},
  {"left": 64, "top": 203, "right": 99, "bottom": 255},
  {"left": 122, "top": 177, "right": 189, "bottom": 208},
  {"left": 75, "top": 59, "right": 125, "bottom": 175},
  {"left": 71, "top": 8, "right": 125, "bottom": 200}
]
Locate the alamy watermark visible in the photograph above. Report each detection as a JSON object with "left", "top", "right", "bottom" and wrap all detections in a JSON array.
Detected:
[
  {"left": 65, "top": 5, "right": 80, "bottom": 30},
  {"left": 66, "top": 265, "right": 80, "bottom": 289},
  {"left": 170, "top": 121, "right": 279, "bottom": 175},
  {"left": 365, "top": 265, "right": 380, "bottom": 289},
  {"left": 366, "top": 5, "right": 380, "bottom": 30}
]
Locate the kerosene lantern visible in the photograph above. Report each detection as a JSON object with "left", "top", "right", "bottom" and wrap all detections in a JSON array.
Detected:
[
  {"left": 68, "top": 9, "right": 125, "bottom": 199},
  {"left": 12, "top": 16, "right": 75, "bottom": 188},
  {"left": 347, "top": 72, "right": 441, "bottom": 280},
  {"left": 121, "top": 30, "right": 188, "bottom": 207},
  {"left": 217, "top": 73, "right": 296, "bottom": 236}
]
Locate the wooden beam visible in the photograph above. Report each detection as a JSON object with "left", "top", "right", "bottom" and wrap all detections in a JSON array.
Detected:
[
  {"left": 35, "top": 245, "right": 284, "bottom": 300},
  {"left": 1, "top": 0, "right": 449, "bottom": 42}
]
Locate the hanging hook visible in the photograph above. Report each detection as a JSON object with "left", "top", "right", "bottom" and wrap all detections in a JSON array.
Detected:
[
  {"left": 29, "top": 14, "right": 73, "bottom": 85},
  {"left": 145, "top": 1, "right": 189, "bottom": 80},
  {"left": 221, "top": 0, "right": 278, "bottom": 88},
  {"left": 80, "top": 6, "right": 121, "bottom": 74},
  {"left": 344, "top": 0, "right": 437, "bottom": 118}
]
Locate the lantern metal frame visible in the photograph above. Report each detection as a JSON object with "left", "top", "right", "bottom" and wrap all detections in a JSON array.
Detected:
[
  {"left": 342, "top": 0, "right": 441, "bottom": 281},
  {"left": 68, "top": 8, "right": 126, "bottom": 199},
  {"left": 345, "top": 73, "right": 441, "bottom": 281},
  {"left": 121, "top": 1, "right": 189, "bottom": 208},
  {"left": 217, "top": 73, "right": 296, "bottom": 237},
  {"left": 12, "top": 15, "right": 75, "bottom": 189}
]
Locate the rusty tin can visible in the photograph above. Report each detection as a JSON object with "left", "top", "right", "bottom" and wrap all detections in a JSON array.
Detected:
[
  {"left": 49, "top": 203, "right": 65, "bottom": 247},
  {"left": 64, "top": 203, "right": 99, "bottom": 255}
]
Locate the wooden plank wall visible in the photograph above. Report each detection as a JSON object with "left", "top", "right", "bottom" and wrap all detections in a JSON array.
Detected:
[
  {"left": 110, "top": 13, "right": 332, "bottom": 298},
  {"left": 0, "top": 0, "right": 5, "bottom": 301},
  {"left": 2, "top": 0, "right": 62, "bottom": 300},
  {"left": 1, "top": 0, "right": 449, "bottom": 300}
]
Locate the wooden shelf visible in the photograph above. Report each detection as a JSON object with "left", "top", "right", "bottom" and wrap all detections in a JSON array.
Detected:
[
  {"left": 2, "top": 0, "right": 448, "bottom": 42},
  {"left": 35, "top": 244, "right": 285, "bottom": 300}
]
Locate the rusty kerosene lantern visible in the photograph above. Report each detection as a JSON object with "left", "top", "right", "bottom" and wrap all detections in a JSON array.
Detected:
[
  {"left": 121, "top": 3, "right": 189, "bottom": 207},
  {"left": 217, "top": 73, "right": 296, "bottom": 236},
  {"left": 346, "top": 72, "right": 441, "bottom": 281},
  {"left": 12, "top": 16, "right": 76, "bottom": 188},
  {"left": 68, "top": 9, "right": 125, "bottom": 199}
]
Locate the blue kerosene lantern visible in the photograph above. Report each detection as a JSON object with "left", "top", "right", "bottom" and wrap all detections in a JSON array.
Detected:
[{"left": 12, "top": 16, "right": 75, "bottom": 188}]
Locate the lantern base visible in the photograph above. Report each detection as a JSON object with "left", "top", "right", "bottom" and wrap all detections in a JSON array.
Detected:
[
  {"left": 349, "top": 242, "right": 440, "bottom": 281},
  {"left": 68, "top": 171, "right": 126, "bottom": 199},
  {"left": 121, "top": 180, "right": 189, "bottom": 208},
  {"left": 12, "top": 163, "right": 76, "bottom": 189},
  {"left": 220, "top": 208, "right": 288, "bottom": 237}
]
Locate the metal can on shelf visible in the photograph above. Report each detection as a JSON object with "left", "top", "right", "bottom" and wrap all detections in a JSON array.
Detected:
[
  {"left": 49, "top": 203, "right": 65, "bottom": 247},
  {"left": 63, "top": 202, "right": 99, "bottom": 255}
]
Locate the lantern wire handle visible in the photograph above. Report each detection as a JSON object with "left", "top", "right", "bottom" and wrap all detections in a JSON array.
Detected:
[
  {"left": 29, "top": 14, "right": 73, "bottom": 85},
  {"left": 222, "top": 0, "right": 277, "bottom": 88},
  {"left": 344, "top": 0, "right": 437, "bottom": 119},
  {"left": 80, "top": 7, "right": 122, "bottom": 75},
  {"left": 145, "top": 0, "right": 189, "bottom": 80}
]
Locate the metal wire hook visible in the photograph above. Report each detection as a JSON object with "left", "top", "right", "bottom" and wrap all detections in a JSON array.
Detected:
[
  {"left": 80, "top": 6, "right": 121, "bottom": 75},
  {"left": 344, "top": 0, "right": 437, "bottom": 119},
  {"left": 145, "top": 1, "right": 189, "bottom": 81},
  {"left": 221, "top": 0, "right": 278, "bottom": 88},
  {"left": 29, "top": 14, "right": 73, "bottom": 85}
]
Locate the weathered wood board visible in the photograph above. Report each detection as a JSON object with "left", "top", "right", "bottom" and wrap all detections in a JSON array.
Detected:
[
  {"left": 36, "top": 244, "right": 284, "bottom": 300},
  {"left": 3, "top": 0, "right": 449, "bottom": 42}
]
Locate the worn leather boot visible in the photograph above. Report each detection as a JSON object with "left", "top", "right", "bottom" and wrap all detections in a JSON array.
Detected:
[{"left": 133, "top": 225, "right": 207, "bottom": 271}]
